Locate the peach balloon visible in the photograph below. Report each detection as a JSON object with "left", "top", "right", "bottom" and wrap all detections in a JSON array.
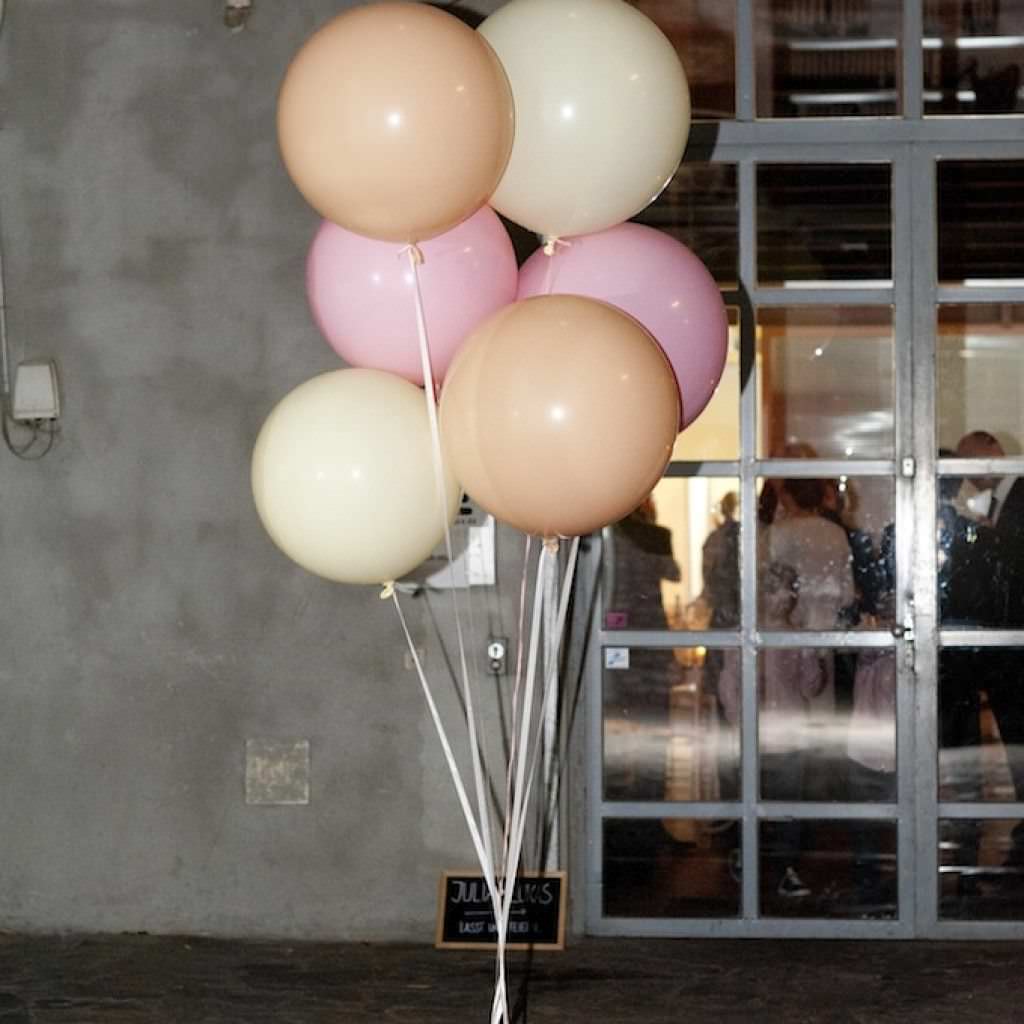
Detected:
[
  {"left": 439, "top": 296, "right": 679, "bottom": 538},
  {"left": 277, "top": 2, "right": 514, "bottom": 243}
]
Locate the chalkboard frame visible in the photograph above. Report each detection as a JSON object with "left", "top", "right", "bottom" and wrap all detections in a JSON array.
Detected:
[{"left": 434, "top": 870, "right": 567, "bottom": 950}]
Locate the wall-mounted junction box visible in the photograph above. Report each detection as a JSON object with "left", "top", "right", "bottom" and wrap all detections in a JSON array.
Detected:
[{"left": 12, "top": 359, "right": 60, "bottom": 421}]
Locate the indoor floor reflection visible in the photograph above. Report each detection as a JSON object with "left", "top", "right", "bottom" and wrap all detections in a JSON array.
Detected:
[{"left": 940, "top": 819, "right": 1024, "bottom": 920}]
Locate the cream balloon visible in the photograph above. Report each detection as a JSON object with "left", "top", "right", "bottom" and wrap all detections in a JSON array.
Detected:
[
  {"left": 252, "top": 369, "right": 459, "bottom": 585},
  {"left": 439, "top": 296, "right": 679, "bottom": 539},
  {"left": 479, "top": 0, "right": 690, "bottom": 239}
]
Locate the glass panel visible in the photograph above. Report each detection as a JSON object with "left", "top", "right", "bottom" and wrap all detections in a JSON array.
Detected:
[
  {"left": 937, "top": 305, "right": 1024, "bottom": 451},
  {"left": 604, "top": 479, "right": 742, "bottom": 632},
  {"left": 754, "top": 645, "right": 896, "bottom": 804},
  {"left": 603, "top": 818, "right": 741, "bottom": 918},
  {"left": 938, "top": 469, "right": 1024, "bottom": 630},
  {"left": 939, "top": 819, "right": 1024, "bottom": 920},
  {"left": 758, "top": 165, "right": 892, "bottom": 285},
  {"left": 759, "top": 820, "right": 898, "bottom": 918},
  {"left": 925, "top": 1, "right": 1024, "bottom": 115},
  {"left": 939, "top": 649, "right": 1024, "bottom": 806},
  {"left": 938, "top": 164, "right": 1024, "bottom": 285},
  {"left": 628, "top": 2, "right": 735, "bottom": 120},
  {"left": 757, "top": 307, "right": 895, "bottom": 458},
  {"left": 757, "top": 478, "right": 896, "bottom": 630},
  {"left": 671, "top": 308, "right": 740, "bottom": 462},
  {"left": 634, "top": 163, "right": 738, "bottom": 287},
  {"left": 755, "top": 1, "right": 903, "bottom": 118},
  {"left": 603, "top": 647, "right": 737, "bottom": 802}
]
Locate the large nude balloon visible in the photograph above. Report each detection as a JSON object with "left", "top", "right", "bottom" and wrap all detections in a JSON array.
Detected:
[
  {"left": 252, "top": 369, "right": 459, "bottom": 585},
  {"left": 278, "top": 2, "right": 514, "bottom": 243},
  {"left": 479, "top": 0, "right": 689, "bottom": 239},
  {"left": 439, "top": 296, "right": 679, "bottom": 538}
]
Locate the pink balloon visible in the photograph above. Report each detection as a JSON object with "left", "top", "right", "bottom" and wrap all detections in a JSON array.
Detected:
[
  {"left": 307, "top": 206, "right": 518, "bottom": 386},
  {"left": 517, "top": 222, "right": 728, "bottom": 429}
]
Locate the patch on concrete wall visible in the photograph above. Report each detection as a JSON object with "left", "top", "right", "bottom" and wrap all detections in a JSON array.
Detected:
[{"left": 245, "top": 739, "right": 310, "bottom": 805}]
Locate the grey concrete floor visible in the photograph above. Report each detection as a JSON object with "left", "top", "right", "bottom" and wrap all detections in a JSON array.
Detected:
[{"left": 0, "top": 933, "right": 1021, "bottom": 1022}]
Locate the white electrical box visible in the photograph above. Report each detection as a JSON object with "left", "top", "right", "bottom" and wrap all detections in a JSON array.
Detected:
[{"left": 12, "top": 359, "right": 60, "bottom": 421}]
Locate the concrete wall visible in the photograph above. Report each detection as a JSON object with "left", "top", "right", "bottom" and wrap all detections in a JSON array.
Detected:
[{"left": 0, "top": 0, "right": 552, "bottom": 940}]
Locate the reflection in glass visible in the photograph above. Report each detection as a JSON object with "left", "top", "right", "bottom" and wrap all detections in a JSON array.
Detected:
[
  {"left": 925, "top": 1, "right": 1024, "bottom": 115},
  {"left": 758, "top": 165, "right": 892, "bottom": 285},
  {"left": 757, "top": 307, "right": 895, "bottom": 459},
  {"left": 938, "top": 163, "right": 1024, "bottom": 284},
  {"left": 603, "top": 648, "right": 738, "bottom": 803},
  {"left": 939, "top": 649, "right": 1024, "bottom": 815},
  {"left": 756, "top": 477, "right": 895, "bottom": 631},
  {"left": 755, "top": 1, "right": 903, "bottom": 118},
  {"left": 937, "top": 306, "right": 1024, "bottom": 456},
  {"left": 603, "top": 818, "right": 741, "bottom": 918},
  {"left": 748, "top": 644, "right": 897, "bottom": 805},
  {"left": 760, "top": 820, "right": 898, "bottom": 918},
  {"left": 634, "top": 163, "right": 738, "bottom": 287},
  {"left": 628, "top": 1, "right": 735, "bottom": 120},
  {"left": 940, "top": 819, "right": 1024, "bottom": 920},
  {"left": 604, "top": 479, "right": 741, "bottom": 632},
  {"left": 670, "top": 308, "right": 740, "bottom": 462}
]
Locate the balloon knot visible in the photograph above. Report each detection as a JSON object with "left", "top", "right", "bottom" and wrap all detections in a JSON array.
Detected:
[
  {"left": 380, "top": 581, "right": 396, "bottom": 600},
  {"left": 400, "top": 243, "right": 424, "bottom": 267},
  {"left": 541, "top": 236, "right": 570, "bottom": 257},
  {"left": 543, "top": 536, "right": 560, "bottom": 555}
]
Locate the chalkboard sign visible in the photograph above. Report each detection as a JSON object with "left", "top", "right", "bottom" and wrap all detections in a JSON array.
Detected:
[{"left": 435, "top": 870, "right": 567, "bottom": 950}]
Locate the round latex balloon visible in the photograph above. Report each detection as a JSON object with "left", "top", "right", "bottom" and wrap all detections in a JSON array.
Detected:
[
  {"left": 307, "top": 208, "right": 518, "bottom": 386},
  {"left": 439, "top": 296, "right": 679, "bottom": 538},
  {"left": 478, "top": 0, "right": 689, "bottom": 239},
  {"left": 278, "top": 2, "right": 514, "bottom": 243},
  {"left": 252, "top": 369, "right": 460, "bottom": 584},
  {"left": 517, "top": 223, "right": 728, "bottom": 429}
]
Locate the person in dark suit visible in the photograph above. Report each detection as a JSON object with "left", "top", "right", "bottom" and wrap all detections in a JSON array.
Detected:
[{"left": 954, "top": 431, "right": 1024, "bottom": 868}]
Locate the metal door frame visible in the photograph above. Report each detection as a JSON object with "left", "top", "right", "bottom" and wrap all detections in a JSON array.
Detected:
[{"left": 579, "top": 0, "right": 1024, "bottom": 939}]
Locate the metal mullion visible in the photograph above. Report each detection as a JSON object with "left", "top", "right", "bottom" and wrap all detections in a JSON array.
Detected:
[
  {"left": 734, "top": 0, "right": 755, "bottom": 122},
  {"left": 598, "top": 630, "right": 741, "bottom": 649},
  {"left": 902, "top": 0, "right": 924, "bottom": 121},
  {"left": 583, "top": 539, "right": 607, "bottom": 932},
  {"left": 738, "top": 155, "right": 759, "bottom": 921},
  {"left": 938, "top": 802, "right": 1024, "bottom": 819},
  {"left": 929, "top": 920, "right": 1024, "bottom": 940},
  {"left": 602, "top": 801, "right": 742, "bottom": 819},
  {"left": 756, "top": 630, "right": 894, "bottom": 650},
  {"left": 936, "top": 286, "right": 1024, "bottom": 304},
  {"left": 759, "top": 802, "right": 899, "bottom": 821},
  {"left": 940, "top": 630, "right": 1024, "bottom": 648},
  {"left": 590, "top": 917, "right": 907, "bottom": 939},
  {"left": 754, "top": 459, "right": 894, "bottom": 478},
  {"left": 749, "top": 287, "right": 894, "bottom": 307},
  {"left": 910, "top": 143, "right": 940, "bottom": 937},
  {"left": 698, "top": 117, "right": 1024, "bottom": 150},
  {"left": 938, "top": 458, "right": 1024, "bottom": 477}
]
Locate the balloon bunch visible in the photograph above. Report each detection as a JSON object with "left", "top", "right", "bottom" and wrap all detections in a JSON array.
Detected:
[{"left": 253, "top": 0, "right": 726, "bottom": 1015}]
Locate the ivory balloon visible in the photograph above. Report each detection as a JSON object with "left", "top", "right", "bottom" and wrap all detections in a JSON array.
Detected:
[
  {"left": 439, "top": 296, "right": 679, "bottom": 538},
  {"left": 278, "top": 2, "right": 514, "bottom": 243},
  {"left": 479, "top": 0, "right": 690, "bottom": 239},
  {"left": 252, "top": 369, "right": 459, "bottom": 585}
]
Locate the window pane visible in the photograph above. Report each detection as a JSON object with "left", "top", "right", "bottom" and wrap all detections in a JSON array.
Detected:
[
  {"left": 760, "top": 820, "right": 898, "bottom": 918},
  {"left": 604, "top": 478, "right": 741, "bottom": 632},
  {"left": 938, "top": 162, "right": 1024, "bottom": 284},
  {"left": 939, "top": 649, "right": 1024, "bottom": 804},
  {"left": 603, "top": 647, "right": 737, "bottom": 802},
  {"left": 758, "top": 164, "right": 892, "bottom": 285},
  {"left": 940, "top": 819, "right": 1024, "bottom": 920},
  {"left": 629, "top": 1, "right": 735, "bottom": 120},
  {"left": 937, "top": 305, "right": 1024, "bottom": 451},
  {"left": 634, "top": 163, "right": 738, "bottom": 288},
  {"left": 754, "top": 653, "right": 897, "bottom": 803},
  {"left": 756, "top": 0, "right": 903, "bottom": 118},
  {"left": 925, "top": 1, "right": 1024, "bottom": 115},
  {"left": 603, "top": 818, "right": 741, "bottom": 918},
  {"left": 757, "top": 307, "right": 895, "bottom": 459}
]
